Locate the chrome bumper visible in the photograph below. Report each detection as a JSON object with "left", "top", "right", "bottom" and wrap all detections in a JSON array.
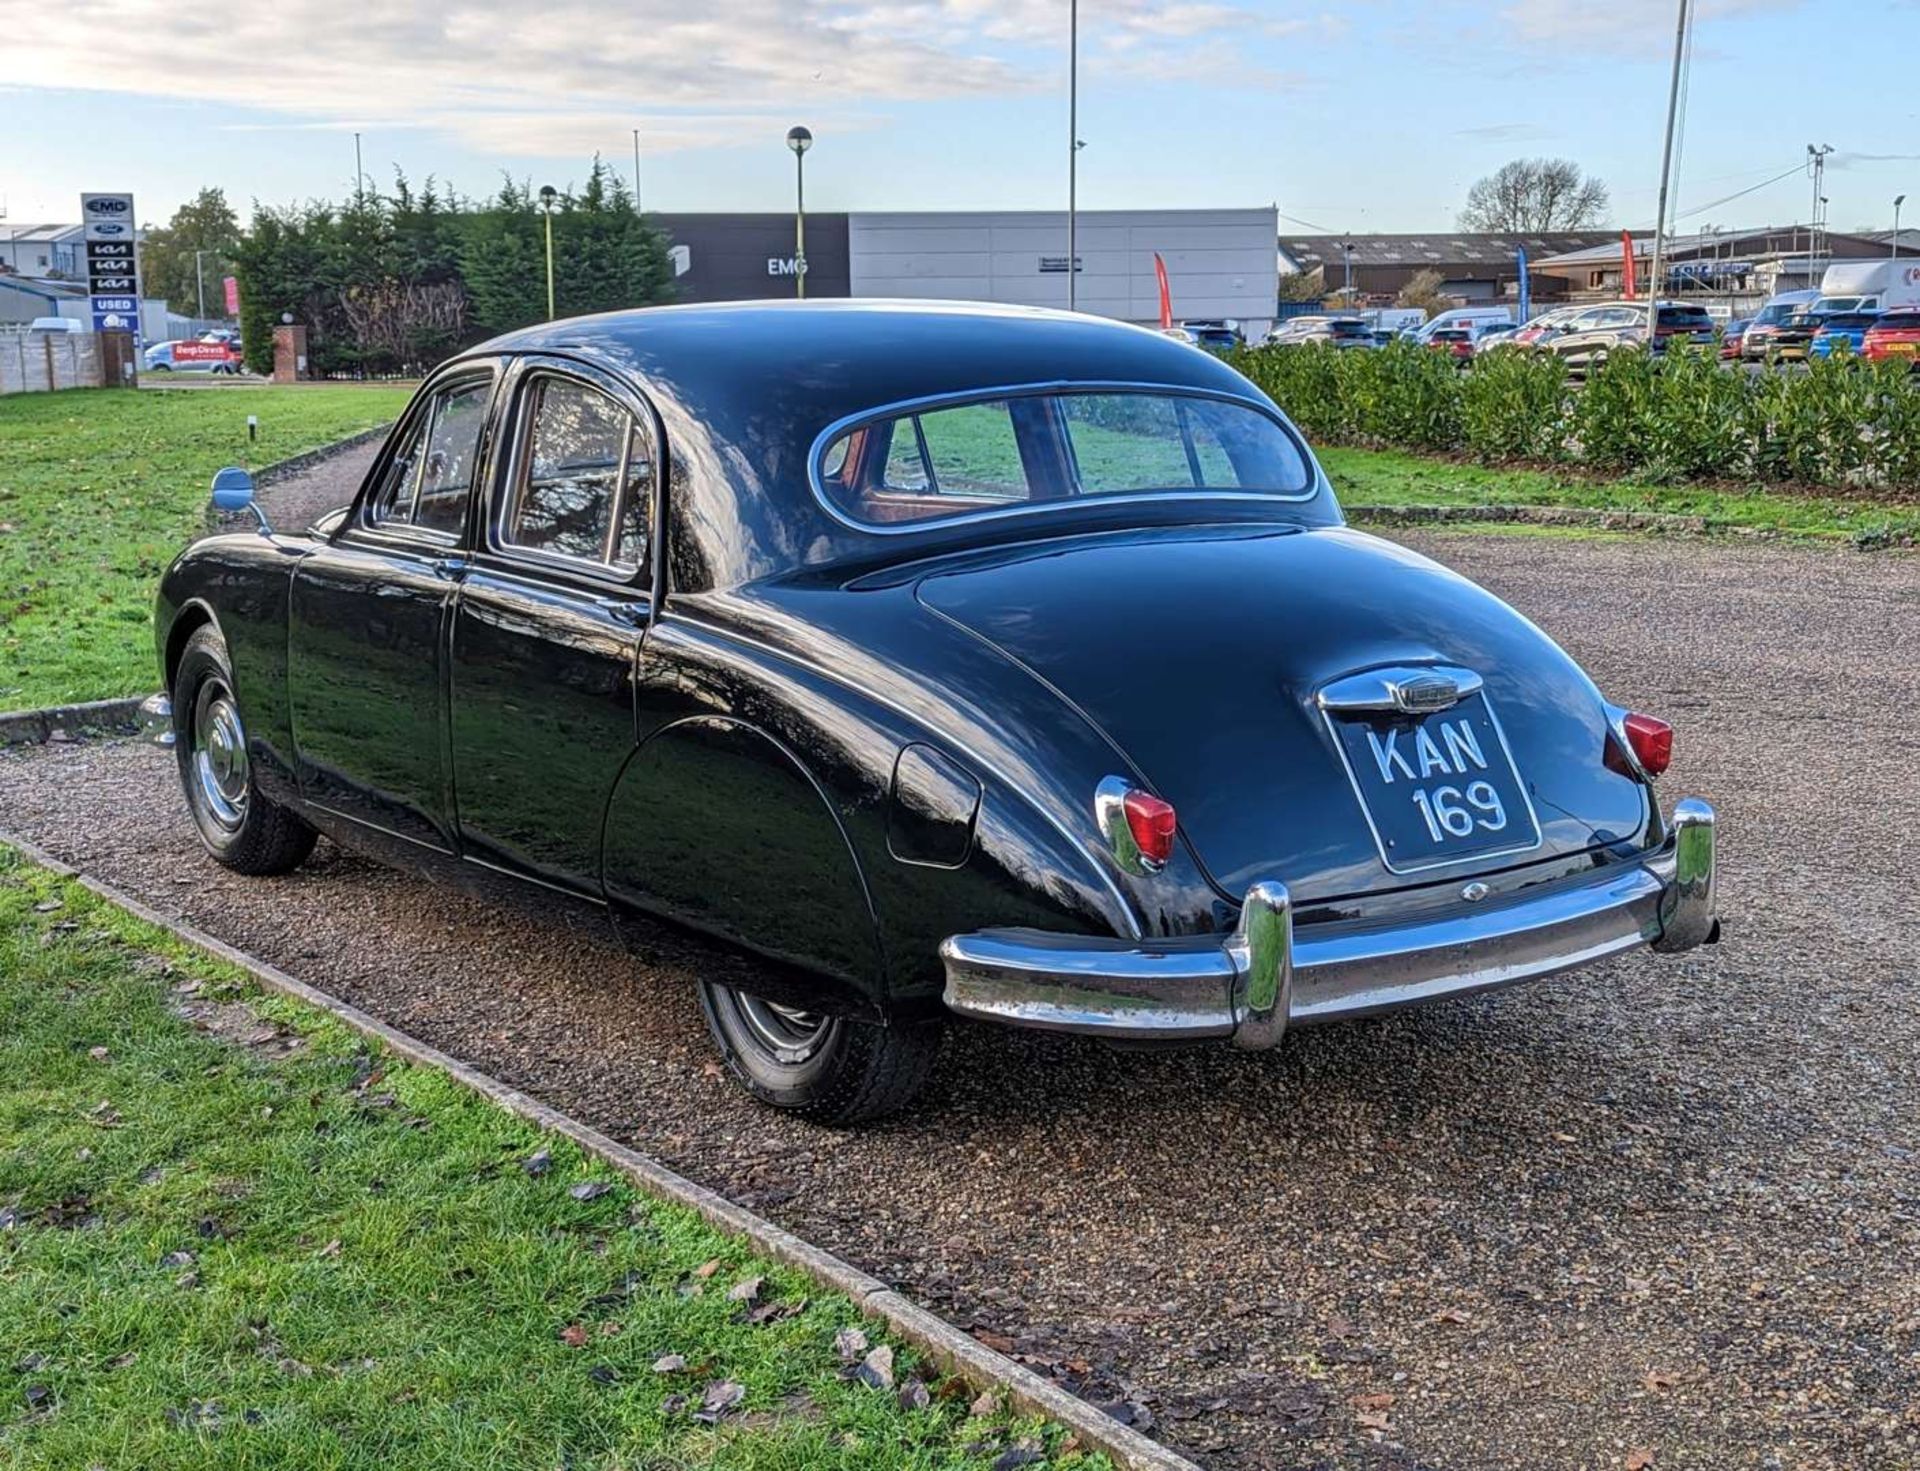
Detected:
[
  {"left": 941, "top": 798, "right": 1717, "bottom": 1049},
  {"left": 138, "top": 692, "right": 175, "bottom": 747}
]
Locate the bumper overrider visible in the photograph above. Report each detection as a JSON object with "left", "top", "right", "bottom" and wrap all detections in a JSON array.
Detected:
[{"left": 942, "top": 799, "right": 1717, "bottom": 1048}]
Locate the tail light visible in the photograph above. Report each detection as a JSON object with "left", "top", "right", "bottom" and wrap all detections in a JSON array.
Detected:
[
  {"left": 1608, "top": 709, "right": 1673, "bottom": 779},
  {"left": 1095, "top": 777, "right": 1177, "bottom": 873}
]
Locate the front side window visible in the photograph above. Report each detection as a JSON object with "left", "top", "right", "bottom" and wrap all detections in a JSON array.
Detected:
[
  {"left": 818, "top": 389, "right": 1313, "bottom": 529},
  {"left": 365, "top": 374, "right": 492, "bottom": 535},
  {"left": 499, "top": 373, "right": 652, "bottom": 576}
]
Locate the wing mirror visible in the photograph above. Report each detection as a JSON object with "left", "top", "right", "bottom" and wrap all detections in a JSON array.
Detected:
[{"left": 210, "top": 465, "right": 272, "bottom": 535}]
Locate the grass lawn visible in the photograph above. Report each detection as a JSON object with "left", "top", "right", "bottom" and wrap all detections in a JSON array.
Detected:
[
  {"left": 0, "top": 847, "right": 1098, "bottom": 1470},
  {"left": 1318, "top": 445, "right": 1920, "bottom": 545},
  {"left": 0, "top": 386, "right": 411, "bottom": 713}
]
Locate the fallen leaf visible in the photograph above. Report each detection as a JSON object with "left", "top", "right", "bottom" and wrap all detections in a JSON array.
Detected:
[
  {"left": 522, "top": 1149, "right": 552, "bottom": 1177},
  {"left": 652, "top": 1353, "right": 687, "bottom": 1374},
  {"left": 32, "top": 900, "right": 62, "bottom": 913},
  {"left": 834, "top": 1327, "right": 868, "bottom": 1363},
  {"left": 693, "top": 1258, "right": 723, "bottom": 1280},
  {"left": 726, "top": 1276, "right": 763, "bottom": 1304},
  {"left": 972, "top": 1328, "right": 1017, "bottom": 1354},
  {"left": 88, "top": 1046, "right": 110, "bottom": 1062},
  {"left": 598, "top": 1321, "right": 621, "bottom": 1337},
  {"left": 855, "top": 1344, "right": 895, "bottom": 1390},
  {"left": 969, "top": 1388, "right": 1001, "bottom": 1418},
  {"left": 161, "top": 1250, "right": 195, "bottom": 1269},
  {"left": 317, "top": 1239, "right": 342, "bottom": 1259},
  {"left": 991, "top": 1443, "right": 1045, "bottom": 1471},
  {"left": 568, "top": 1181, "right": 613, "bottom": 1202},
  {"left": 1643, "top": 1368, "right": 1679, "bottom": 1393},
  {"left": 588, "top": 1364, "right": 618, "bottom": 1386},
  {"left": 559, "top": 1323, "right": 590, "bottom": 1348},
  {"left": 1350, "top": 1392, "right": 1395, "bottom": 1411},
  {"left": 1627, "top": 1451, "right": 1656, "bottom": 1471},
  {"left": 898, "top": 1378, "right": 931, "bottom": 1411},
  {"left": 695, "top": 1378, "right": 745, "bottom": 1423},
  {"left": 1356, "top": 1409, "right": 1391, "bottom": 1431}
]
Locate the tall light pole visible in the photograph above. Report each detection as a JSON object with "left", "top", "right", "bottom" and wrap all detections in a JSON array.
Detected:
[
  {"left": 354, "top": 132, "right": 365, "bottom": 204},
  {"left": 632, "top": 129, "right": 644, "bottom": 213},
  {"left": 1067, "top": 0, "right": 1078, "bottom": 311},
  {"left": 786, "top": 126, "right": 812, "bottom": 300},
  {"left": 538, "top": 185, "right": 559, "bottom": 320},
  {"left": 1894, "top": 195, "right": 1907, "bottom": 261},
  {"left": 194, "top": 249, "right": 209, "bottom": 319},
  {"left": 1806, "top": 143, "right": 1834, "bottom": 287},
  {"left": 1645, "top": 0, "right": 1692, "bottom": 333}
]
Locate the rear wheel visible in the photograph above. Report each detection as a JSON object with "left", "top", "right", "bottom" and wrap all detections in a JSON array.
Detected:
[
  {"left": 697, "top": 980, "right": 941, "bottom": 1124},
  {"left": 172, "top": 625, "right": 316, "bottom": 875}
]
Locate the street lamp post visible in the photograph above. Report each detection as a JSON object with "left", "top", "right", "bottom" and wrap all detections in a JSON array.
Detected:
[
  {"left": 538, "top": 185, "right": 559, "bottom": 321},
  {"left": 1896, "top": 195, "right": 1908, "bottom": 261},
  {"left": 786, "top": 126, "right": 812, "bottom": 300},
  {"left": 194, "top": 249, "right": 209, "bottom": 319}
]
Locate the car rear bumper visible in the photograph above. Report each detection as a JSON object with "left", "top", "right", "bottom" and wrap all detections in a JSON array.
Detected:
[{"left": 941, "top": 799, "right": 1717, "bottom": 1049}]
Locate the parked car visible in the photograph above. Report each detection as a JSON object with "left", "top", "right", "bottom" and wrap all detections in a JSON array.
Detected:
[
  {"left": 1763, "top": 308, "right": 1849, "bottom": 364},
  {"left": 1272, "top": 317, "right": 1375, "bottom": 349},
  {"left": 1862, "top": 308, "right": 1920, "bottom": 366},
  {"left": 1427, "top": 327, "right": 1476, "bottom": 361},
  {"left": 1470, "top": 322, "right": 1520, "bottom": 352},
  {"left": 1718, "top": 318, "right": 1752, "bottom": 360},
  {"left": 1413, "top": 307, "right": 1513, "bottom": 344},
  {"left": 1157, "top": 326, "right": 1201, "bottom": 347},
  {"left": 1507, "top": 308, "right": 1581, "bottom": 348},
  {"left": 1807, "top": 311, "right": 1882, "bottom": 360},
  {"left": 145, "top": 338, "right": 241, "bottom": 374},
  {"left": 1740, "top": 290, "right": 1821, "bottom": 361},
  {"left": 1540, "top": 302, "right": 1715, "bottom": 374},
  {"left": 144, "top": 302, "right": 1718, "bottom": 1121},
  {"left": 1264, "top": 316, "right": 1331, "bottom": 345},
  {"left": 1180, "top": 320, "right": 1243, "bottom": 352}
]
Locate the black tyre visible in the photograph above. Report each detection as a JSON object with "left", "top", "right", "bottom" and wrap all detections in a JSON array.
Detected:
[
  {"left": 172, "top": 625, "right": 317, "bottom": 875},
  {"left": 697, "top": 981, "right": 941, "bottom": 1124}
]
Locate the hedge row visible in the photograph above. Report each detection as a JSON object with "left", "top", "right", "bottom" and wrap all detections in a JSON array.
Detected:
[{"left": 1229, "top": 341, "right": 1920, "bottom": 491}]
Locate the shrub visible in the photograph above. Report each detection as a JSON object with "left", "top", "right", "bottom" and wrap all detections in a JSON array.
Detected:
[{"left": 1461, "top": 347, "right": 1568, "bottom": 462}]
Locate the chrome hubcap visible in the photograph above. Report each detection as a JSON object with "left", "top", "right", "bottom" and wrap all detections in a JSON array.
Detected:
[
  {"left": 191, "top": 683, "right": 249, "bottom": 832},
  {"left": 733, "top": 993, "right": 831, "bottom": 1065}
]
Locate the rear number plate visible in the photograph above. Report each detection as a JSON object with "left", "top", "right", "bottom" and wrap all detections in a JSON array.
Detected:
[{"left": 1327, "top": 692, "right": 1542, "bottom": 873}]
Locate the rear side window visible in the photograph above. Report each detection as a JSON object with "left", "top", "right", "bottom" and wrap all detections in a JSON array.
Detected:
[
  {"left": 365, "top": 374, "right": 493, "bottom": 536},
  {"left": 498, "top": 373, "right": 652, "bottom": 577}
]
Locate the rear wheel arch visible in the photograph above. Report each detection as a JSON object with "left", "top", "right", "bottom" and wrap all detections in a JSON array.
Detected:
[{"left": 599, "top": 714, "right": 888, "bottom": 1008}]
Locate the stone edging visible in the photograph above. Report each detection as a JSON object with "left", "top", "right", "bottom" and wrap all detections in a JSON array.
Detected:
[
  {"left": 1347, "top": 501, "right": 1908, "bottom": 546},
  {"left": 0, "top": 695, "right": 147, "bottom": 748},
  {"left": 0, "top": 828, "right": 1200, "bottom": 1471}
]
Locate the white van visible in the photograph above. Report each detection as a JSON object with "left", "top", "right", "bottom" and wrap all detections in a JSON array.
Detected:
[
  {"left": 1413, "top": 307, "right": 1513, "bottom": 344},
  {"left": 27, "top": 317, "right": 85, "bottom": 334},
  {"left": 1817, "top": 260, "right": 1920, "bottom": 314}
]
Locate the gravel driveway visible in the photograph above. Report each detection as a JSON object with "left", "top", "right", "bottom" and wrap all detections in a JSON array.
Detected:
[{"left": 5, "top": 496, "right": 1918, "bottom": 1468}]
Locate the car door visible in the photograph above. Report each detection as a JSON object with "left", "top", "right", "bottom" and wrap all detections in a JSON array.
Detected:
[
  {"left": 287, "top": 364, "right": 500, "bottom": 851},
  {"left": 447, "top": 358, "right": 655, "bottom": 895}
]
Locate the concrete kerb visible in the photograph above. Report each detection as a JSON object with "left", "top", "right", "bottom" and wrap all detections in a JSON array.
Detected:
[
  {"left": 0, "top": 827, "right": 1202, "bottom": 1471},
  {"left": 0, "top": 696, "right": 147, "bottom": 748}
]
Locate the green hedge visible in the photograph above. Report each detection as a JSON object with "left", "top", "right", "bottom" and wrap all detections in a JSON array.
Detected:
[{"left": 1230, "top": 340, "right": 1920, "bottom": 491}]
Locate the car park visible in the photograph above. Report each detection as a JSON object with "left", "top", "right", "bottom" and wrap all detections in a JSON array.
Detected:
[
  {"left": 144, "top": 301, "right": 1718, "bottom": 1121},
  {"left": 1807, "top": 311, "right": 1882, "bottom": 359},
  {"left": 1740, "top": 289, "right": 1821, "bottom": 361},
  {"left": 1862, "top": 308, "right": 1920, "bottom": 366}
]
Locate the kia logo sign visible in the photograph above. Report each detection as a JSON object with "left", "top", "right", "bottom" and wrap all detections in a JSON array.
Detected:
[{"left": 86, "top": 198, "right": 130, "bottom": 215}]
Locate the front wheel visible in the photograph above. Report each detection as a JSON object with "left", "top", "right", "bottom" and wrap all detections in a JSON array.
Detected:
[
  {"left": 172, "top": 625, "right": 317, "bottom": 875},
  {"left": 697, "top": 981, "right": 942, "bottom": 1124}
]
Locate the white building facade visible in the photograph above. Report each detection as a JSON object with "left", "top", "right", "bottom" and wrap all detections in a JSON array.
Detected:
[{"left": 847, "top": 208, "right": 1279, "bottom": 338}]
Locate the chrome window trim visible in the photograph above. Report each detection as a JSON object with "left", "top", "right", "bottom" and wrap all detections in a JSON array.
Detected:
[
  {"left": 351, "top": 364, "right": 501, "bottom": 545},
  {"left": 485, "top": 359, "right": 656, "bottom": 590},
  {"left": 807, "top": 379, "right": 1324, "bottom": 538}
]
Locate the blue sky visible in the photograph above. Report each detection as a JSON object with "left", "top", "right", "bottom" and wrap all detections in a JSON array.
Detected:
[{"left": 6, "top": 0, "right": 1918, "bottom": 237}]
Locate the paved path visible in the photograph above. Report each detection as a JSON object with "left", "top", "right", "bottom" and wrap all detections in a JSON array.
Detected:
[{"left": 8, "top": 460, "right": 1919, "bottom": 1467}]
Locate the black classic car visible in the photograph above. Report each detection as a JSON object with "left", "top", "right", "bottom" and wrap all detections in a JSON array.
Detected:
[{"left": 147, "top": 302, "right": 1718, "bottom": 1121}]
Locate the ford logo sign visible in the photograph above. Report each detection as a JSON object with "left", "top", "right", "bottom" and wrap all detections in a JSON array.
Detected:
[{"left": 91, "top": 223, "right": 128, "bottom": 236}]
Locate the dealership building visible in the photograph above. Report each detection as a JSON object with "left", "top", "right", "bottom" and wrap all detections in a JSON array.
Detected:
[{"left": 654, "top": 207, "right": 1281, "bottom": 337}]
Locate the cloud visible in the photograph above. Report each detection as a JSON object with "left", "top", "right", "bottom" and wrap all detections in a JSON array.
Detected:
[
  {"left": 5, "top": 0, "right": 1302, "bottom": 158},
  {"left": 1498, "top": 0, "right": 1797, "bottom": 50},
  {"left": 1454, "top": 122, "right": 1550, "bottom": 142}
]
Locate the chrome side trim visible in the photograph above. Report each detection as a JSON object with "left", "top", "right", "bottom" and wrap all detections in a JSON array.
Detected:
[{"left": 138, "top": 692, "right": 175, "bottom": 748}]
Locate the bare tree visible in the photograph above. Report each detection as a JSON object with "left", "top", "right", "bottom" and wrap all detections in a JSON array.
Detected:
[
  {"left": 1395, "top": 268, "right": 1454, "bottom": 320},
  {"left": 1458, "top": 159, "right": 1610, "bottom": 232}
]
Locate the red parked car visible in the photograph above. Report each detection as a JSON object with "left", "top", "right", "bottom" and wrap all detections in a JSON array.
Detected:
[
  {"left": 1428, "top": 328, "right": 1475, "bottom": 361},
  {"left": 1862, "top": 309, "right": 1920, "bottom": 367},
  {"left": 1719, "top": 318, "right": 1752, "bottom": 360}
]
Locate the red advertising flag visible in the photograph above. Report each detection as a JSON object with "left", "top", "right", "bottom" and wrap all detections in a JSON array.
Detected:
[
  {"left": 1153, "top": 251, "right": 1173, "bottom": 329},
  {"left": 1621, "top": 232, "right": 1638, "bottom": 301},
  {"left": 223, "top": 276, "right": 240, "bottom": 315}
]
